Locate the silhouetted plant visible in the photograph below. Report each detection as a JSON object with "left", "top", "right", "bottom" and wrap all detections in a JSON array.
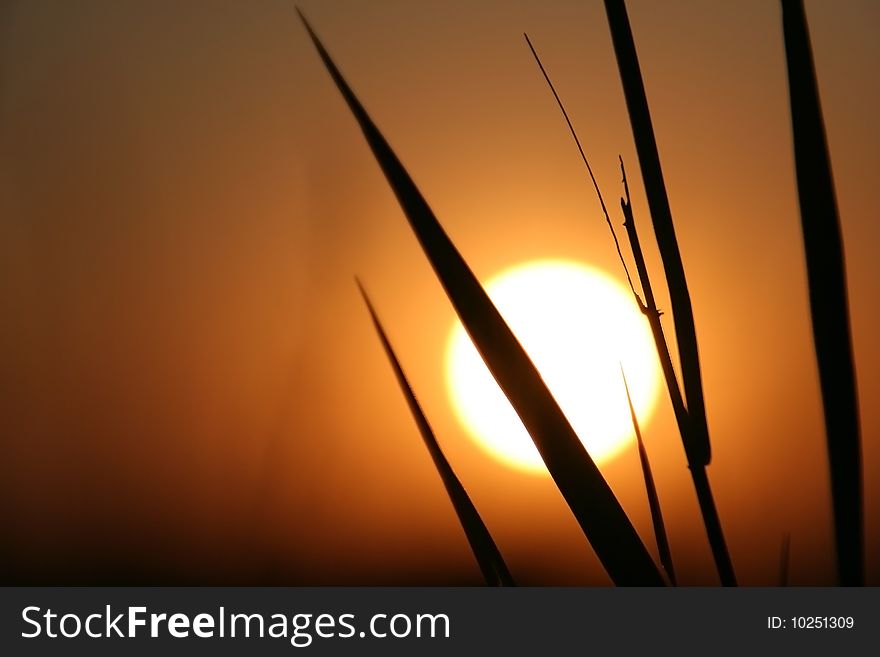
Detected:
[
  {"left": 603, "top": 0, "right": 736, "bottom": 586},
  {"left": 781, "top": 0, "right": 862, "bottom": 586},
  {"left": 298, "top": 8, "right": 665, "bottom": 586},
  {"left": 526, "top": 26, "right": 733, "bottom": 585},
  {"left": 358, "top": 281, "right": 515, "bottom": 586},
  {"left": 622, "top": 366, "right": 676, "bottom": 584},
  {"left": 295, "top": 0, "right": 865, "bottom": 588}
]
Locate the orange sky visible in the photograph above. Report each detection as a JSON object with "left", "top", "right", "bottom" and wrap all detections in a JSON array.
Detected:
[{"left": 1, "top": 0, "right": 878, "bottom": 585}]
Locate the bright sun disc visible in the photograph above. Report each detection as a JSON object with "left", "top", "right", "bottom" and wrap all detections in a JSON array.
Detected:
[{"left": 445, "top": 259, "right": 661, "bottom": 474}]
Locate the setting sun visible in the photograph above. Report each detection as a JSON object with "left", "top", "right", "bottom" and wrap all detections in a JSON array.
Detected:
[{"left": 445, "top": 259, "right": 661, "bottom": 473}]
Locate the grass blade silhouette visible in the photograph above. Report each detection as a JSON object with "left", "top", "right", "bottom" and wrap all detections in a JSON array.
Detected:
[
  {"left": 528, "top": 26, "right": 731, "bottom": 584},
  {"left": 524, "top": 34, "right": 640, "bottom": 302},
  {"left": 605, "top": 0, "right": 711, "bottom": 465},
  {"left": 525, "top": 41, "right": 675, "bottom": 587},
  {"left": 523, "top": 36, "right": 689, "bottom": 457},
  {"left": 619, "top": 161, "right": 736, "bottom": 587},
  {"left": 603, "top": 0, "right": 736, "bottom": 586},
  {"left": 603, "top": 0, "right": 710, "bottom": 468},
  {"left": 618, "top": 158, "right": 690, "bottom": 447},
  {"left": 298, "top": 9, "right": 665, "bottom": 585},
  {"left": 358, "top": 281, "right": 514, "bottom": 586},
  {"left": 622, "top": 365, "right": 676, "bottom": 585},
  {"left": 781, "top": 0, "right": 862, "bottom": 586}
]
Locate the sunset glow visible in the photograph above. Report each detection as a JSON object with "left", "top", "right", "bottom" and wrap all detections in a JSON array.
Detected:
[{"left": 445, "top": 260, "right": 661, "bottom": 473}]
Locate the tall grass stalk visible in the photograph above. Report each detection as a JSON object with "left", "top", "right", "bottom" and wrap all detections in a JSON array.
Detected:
[
  {"left": 618, "top": 159, "right": 688, "bottom": 447},
  {"left": 780, "top": 0, "right": 862, "bottom": 585},
  {"left": 526, "top": 36, "right": 675, "bottom": 585},
  {"left": 358, "top": 281, "right": 515, "bottom": 586},
  {"left": 525, "top": 26, "right": 734, "bottom": 585},
  {"left": 619, "top": 161, "right": 736, "bottom": 588},
  {"left": 622, "top": 366, "right": 676, "bottom": 585},
  {"left": 298, "top": 8, "right": 665, "bottom": 585},
  {"left": 603, "top": 0, "right": 736, "bottom": 586},
  {"left": 602, "top": 0, "right": 711, "bottom": 467}
]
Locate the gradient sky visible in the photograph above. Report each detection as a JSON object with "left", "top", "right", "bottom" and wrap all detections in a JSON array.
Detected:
[{"left": 1, "top": 0, "right": 878, "bottom": 585}]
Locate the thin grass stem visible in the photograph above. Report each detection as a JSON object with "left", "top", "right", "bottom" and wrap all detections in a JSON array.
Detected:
[{"left": 358, "top": 281, "right": 515, "bottom": 586}]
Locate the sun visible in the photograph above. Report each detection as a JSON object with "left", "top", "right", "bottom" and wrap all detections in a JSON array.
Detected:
[{"left": 445, "top": 259, "right": 661, "bottom": 474}]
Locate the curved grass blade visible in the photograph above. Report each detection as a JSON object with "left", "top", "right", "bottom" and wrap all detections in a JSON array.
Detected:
[
  {"left": 358, "top": 281, "right": 514, "bottom": 586},
  {"left": 781, "top": 0, "right": 862, "bottom": 586},
  {"left": 603, "top": 0, "right": 736, "bottom": 587},
  {"left": 524, "top": 34, "right": 640, "bottom": 303},
  {"left": 621, "top": 366, "right": 676, "bottom": 585},
  {"left": 297, "top": 9, "right": 664, "bottom": 586}
]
